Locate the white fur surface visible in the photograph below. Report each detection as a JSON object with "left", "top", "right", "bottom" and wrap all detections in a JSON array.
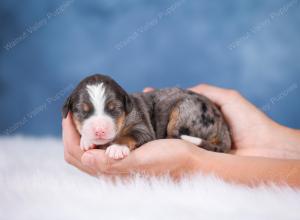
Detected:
[{"left": 0, "top": 136, "right": 300, "bottom": 220}]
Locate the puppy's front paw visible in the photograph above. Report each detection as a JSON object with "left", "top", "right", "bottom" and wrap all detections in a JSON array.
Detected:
[
  {"left": 80, "top": 138, "right": 96, "bottom": 151},
  {"left": 105, "top": 144, "right": 130, "bottom": 159}
]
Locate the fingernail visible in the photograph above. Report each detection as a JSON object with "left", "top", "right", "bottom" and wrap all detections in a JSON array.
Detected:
[
  {"left": 82, "top": 152, "right": 95, "bottom": 167},
  {"left": 143, "top": 87, "right": 154, "bottom": 93}
]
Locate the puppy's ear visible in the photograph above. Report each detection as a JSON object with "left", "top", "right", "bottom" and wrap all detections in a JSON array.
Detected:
[
  {"left": 62, "top": 95, "right": 73, "bottom": 118},
  {"left": 124, "top": 95, "right": 133, "bottom": 114}
]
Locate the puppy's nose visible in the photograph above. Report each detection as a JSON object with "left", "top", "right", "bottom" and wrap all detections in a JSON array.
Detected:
[{"left": 94, "top": 128, "right": 106, "bottom": 138}]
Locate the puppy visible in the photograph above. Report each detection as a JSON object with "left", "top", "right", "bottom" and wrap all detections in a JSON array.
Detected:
[{"left": 62, "top": 74, "right": 231, "bottom": 159}]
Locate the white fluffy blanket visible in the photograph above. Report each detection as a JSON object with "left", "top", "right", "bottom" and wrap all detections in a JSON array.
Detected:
[{"left": 0, "top": 136, "right": 300, "bottom": 220}]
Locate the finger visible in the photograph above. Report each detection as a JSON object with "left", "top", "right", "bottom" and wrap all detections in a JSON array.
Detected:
[
  {"left": 62, "top": 113, "right": 83, "bottom": 161},
  {"left": 81, "top": 149, "right": 136, "bottom": 174},
  {"left": 65, "top": 152, "right": 97, "bottom": 176},
  {"left": 143, "top": 87, "right": 155, "bottom": 93},
  {"left": 189, "top": 84, "right": 234, "bottom": 107},
  {"left": 62, "top": 113, "right": 80, "bottom": 142},
  {"left": 81, "top": 149, "right": 109, "bottom": 173}
]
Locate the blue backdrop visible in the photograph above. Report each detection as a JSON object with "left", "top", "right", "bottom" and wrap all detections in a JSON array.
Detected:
[{"left": 1, "top": 0, "right": 299, "bottom": 137}]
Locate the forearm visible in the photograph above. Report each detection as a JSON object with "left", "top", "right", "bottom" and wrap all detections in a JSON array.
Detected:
[
  {"left": 276, "top": 124, "right": 300, "bottom": 153},
  {"left": 193, "top": 150, "right": 300, "bottom": 187}
]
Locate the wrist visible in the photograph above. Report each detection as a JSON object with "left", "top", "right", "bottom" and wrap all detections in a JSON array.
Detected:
[
  {"left": 267, "top": 122, "right": 300, "bottom": 158},
  {"left": 277, "top": 124, "right": 300, "bottom": 147},
  {"left": 188, "top": 147, "right": 216, "bottom": 175}
]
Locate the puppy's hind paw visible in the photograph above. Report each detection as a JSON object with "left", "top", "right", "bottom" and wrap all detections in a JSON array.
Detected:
[
  {"left": 181, "top": 135, "right": 202, "bottom": 146},
  {"left": 105, "top": 144, "right": 130, "bottom": 160}
]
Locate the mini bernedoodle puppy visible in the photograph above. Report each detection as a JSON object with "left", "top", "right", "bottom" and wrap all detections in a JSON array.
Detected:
[{"left": 62, "top": 74, "right": 231, "bottom": 159}]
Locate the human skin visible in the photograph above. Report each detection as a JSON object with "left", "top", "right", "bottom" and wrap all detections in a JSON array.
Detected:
[{"left": 62, "top": 84, "right": 300, "bottom": 187}]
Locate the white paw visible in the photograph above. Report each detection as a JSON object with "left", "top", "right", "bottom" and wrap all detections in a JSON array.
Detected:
[
  {"left": 181, "top": 135, "right": 202, "bottom": 146},
  {"left": 105, "top": 144, "right": 130, "bottom": 159},
  {"left": 80, "top": 137, "right": 96, "bottom": 151}
]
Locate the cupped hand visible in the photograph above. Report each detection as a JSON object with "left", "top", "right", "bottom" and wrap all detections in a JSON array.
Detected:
[
  {"left": 63, "top": 113, "right": 204, "bottom": 177},
  {"left": 62, "top": 113, "right": 98, "bottom": 175},
  {"left": 190, "top": 84, "right": 300, "bottom": 158},
  {"left": 62, "top": 84, "right": 300, "bottom": 177},
  {"left": 81, "top": 139, "right": 203, "bottom": 179}
]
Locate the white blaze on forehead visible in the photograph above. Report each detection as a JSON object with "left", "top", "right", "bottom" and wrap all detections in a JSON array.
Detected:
[
  {"left": 82, "top": 83, "right": 116, "bottom": 145},
  {"left": 86, "top": 83, "right": 107, "bottom": 115}
]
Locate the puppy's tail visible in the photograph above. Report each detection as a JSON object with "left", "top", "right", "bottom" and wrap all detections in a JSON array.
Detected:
[{"left": 180, "top": 135, "right": 226, "bottom": 153}]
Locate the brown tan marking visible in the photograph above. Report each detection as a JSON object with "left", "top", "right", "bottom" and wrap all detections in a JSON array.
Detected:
[
  {"left": 116, "top": 113, "right": 126, "bottom": 133},
  {"left": 209, "top": 136, "right": 221, "bottom": 145},
  {"left": 167, "top": 106, "right": 179, "bottom": 138},
  {"left": 82, "top": 103, "right": 91, "bottom": 113},
  {"left": 115, "top": 136, "right": 137, "bottom": 150}
]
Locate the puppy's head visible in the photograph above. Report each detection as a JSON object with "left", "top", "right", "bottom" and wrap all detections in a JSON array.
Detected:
[{"left": 63, "top": 74, "right": 133, "bottom": 145}]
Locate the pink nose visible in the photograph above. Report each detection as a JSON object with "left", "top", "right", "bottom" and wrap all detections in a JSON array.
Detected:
[{"left": 95, "top": 129, "right": 106, "bottom": 138}]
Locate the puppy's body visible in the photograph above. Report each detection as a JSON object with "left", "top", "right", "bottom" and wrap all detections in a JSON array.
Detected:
[
  {"left": 130, "top": 88, "right": 231, "bottom": 152},
  {"left": 63, "top": 74, "right": 231, "bottom": 159}
]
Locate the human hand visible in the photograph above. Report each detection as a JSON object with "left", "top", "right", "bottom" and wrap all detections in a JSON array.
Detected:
[
  {"left": 81, "top": 139, "right": 204, "bottom": 179},
  {"left": 62, "top": 84, "right": 300, "bottom": 178},
  {"left": 63, "top": 113, "right": 205, "bottom": 178},
  {"left": 62, "top": 113, "right": 98, "bottom": 176},
  {"left": 190, "top": 84, "right": 300, "bottom": 158}
]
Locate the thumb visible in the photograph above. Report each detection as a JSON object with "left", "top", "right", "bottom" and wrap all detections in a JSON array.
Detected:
[
  {"left": 81, "top": 149, "right": 107, "bottom": 172},
  {"left": 81, "top": 149, "right": 134, "bottom": 174},
  {"left": 143, "top": 87, "right": 155, "bottom": 93},
  {"left": 62, "top": 113, "right": 80, "bottom": 143},
  {"left": 189, "top": 84, "right": 236, "bottom": 107}
]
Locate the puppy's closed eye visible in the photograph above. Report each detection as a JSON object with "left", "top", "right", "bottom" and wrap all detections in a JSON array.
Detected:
[
  {"left": 106, "top": 101, "right": 123, "bottom": 116},
  {"left": 107, "top": 101, "right": 117, "bottom": 111},
  {"left": 75, "top": 102, "right": 93, "bottom": 119}
]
